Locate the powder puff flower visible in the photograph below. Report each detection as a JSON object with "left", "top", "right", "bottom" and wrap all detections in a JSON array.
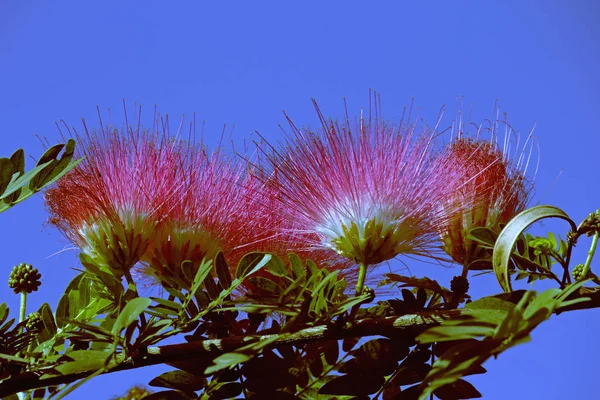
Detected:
[
  {"left": 263, "top": 101, "right": 464, "bottom": 295},
  {"left": 439, "top": 109, "right": 535, "bottom": 267},
  {"left": 139, "top": 148, "right": 251, "bottom": 289},
  {"left": 45, "top": 122, "right": 185, "bottom": 278}
]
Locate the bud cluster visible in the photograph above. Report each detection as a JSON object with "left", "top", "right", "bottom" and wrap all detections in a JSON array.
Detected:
[
  {"left": 450, "top": 275, "right": 470, "bottom": 294},
  {"left": 577, "top": 211, "right": 600, "bottom": 238},
  {"left": 25, "top": 312, "right": 43, "bottom": 333},
  {"left": 8, "top": 263, "right": 42, "bottom": 294},
  {"left": 572, "top": 264, "right": 588, "bottom": 282}
]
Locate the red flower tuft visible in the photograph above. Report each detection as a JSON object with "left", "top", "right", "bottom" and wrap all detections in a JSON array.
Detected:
[
  {"left": 139, "top": 147, "right": 254, "bottom": 289},
  {"left": 45, "top": 123, "right": 185, "bottom": 276},
  {"left": 439, "top": 112, "right": 535, "bottom": 265}
]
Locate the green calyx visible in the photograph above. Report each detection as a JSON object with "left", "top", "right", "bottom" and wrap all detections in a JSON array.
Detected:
[
  {"left": 331, "top": 216, "right": 417, "bottom": 266},
  {"left": 442, "top": 202, "right": 508, "bottom": 267},
  {"left": 80, "top": 210, "right": 155, "bottom": 276},
  {"left": 8, "top": 263, "right": 41, "bottom": 294},
  {"left": 142, "top": 224, "right": 222, "bottom": 289}
]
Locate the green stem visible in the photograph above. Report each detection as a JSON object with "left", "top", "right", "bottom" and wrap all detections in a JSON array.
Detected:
[
  {"left": 355, "top": 262, "right": 368, "bottom": 297},
  {"left": 19, "top": 291, "right": 27, "bottom": 325},
  {"left": 17, "top": 291, "right": 27, "bottom": 400},
  {"left": 582, "top": 231, "right": 599, "bottom": 279},
  {"left": 349, "top": 262, "right": 368, "bottom": 319}
]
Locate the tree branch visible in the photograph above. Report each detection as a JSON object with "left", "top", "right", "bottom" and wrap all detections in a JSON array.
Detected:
[
  {"left": 0, "top": 309, "right": 460, "bottom": 396},
  {"left": 1, "top": 286, "right": 599, "bottom": 396}
]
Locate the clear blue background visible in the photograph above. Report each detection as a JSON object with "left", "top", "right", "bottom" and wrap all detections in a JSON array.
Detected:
[{"left": 1, "top": 1, "right": 599, "bottom": 398}]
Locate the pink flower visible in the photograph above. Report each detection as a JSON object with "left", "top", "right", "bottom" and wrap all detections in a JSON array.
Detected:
[
  {"left": 439, "top": 113, "right": 535, "bottom": 265},
  {"left": 262, "top": 102, "right": 464, "bottom": 293},
  {"left": 139, "top": 148, "right": 251, "bottom": 289},
  {"left": 45, "top": 123, "right": 185, "bottom": 276}
]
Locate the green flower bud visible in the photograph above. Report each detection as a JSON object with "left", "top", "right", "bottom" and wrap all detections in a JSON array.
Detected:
[
  {"left": 577, "top": 211, "right": 600, "bottom": 237},
  {"left": 8, "top": 263, "right": 42, "bottom": 294},
  {"left": 572, "top": 264, "right": 588, "bottom": 281},
  {"left": 25, "top": 312, "right": 43, "bottom": 333},
  {"left": 363, "top": 286, "right": 376, "bottom": 301}
]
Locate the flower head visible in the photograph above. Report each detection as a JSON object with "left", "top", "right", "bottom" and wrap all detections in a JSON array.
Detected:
[
  {"left": 439, "top": 112, "right": 535, "bottom": 265},
  {"left": 45, "top": 123, "right": 185, "bottom": 276},
  {"left": 263, "top": 102, "right": 463, "bottom": 275},
  {"left": 139, "top": 147, "right": 250, "bottom": 289}
]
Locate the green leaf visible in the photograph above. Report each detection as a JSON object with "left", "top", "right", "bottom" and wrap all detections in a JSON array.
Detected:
[
  {"left": 206, "top": 336, "right": 279, "bottom": 375},
  {"left": 112, "top": 297, "right": 151, "bottom": 335},
  {"left": 211, "top": 382, "right": 243, "bottom": 399},
  {"left": 0, "top": 157, "right": 14, "bottom": 194},
  {"left": 434, "top": 379, "right": 482, "bottom": 399},
  {"left": 9, "top": 149, "right": 24, "bottom": 175},
  {"left": 390, "top": 363, "right": 432, "bottom": 386},
  {"left": 150, "top": 297, "right": 183, "bottom": 312},
  {"left": 467, "top": 227, "right": 498, "bottom": 247},
  {"left": 0, "top": 303, "right": 7, "bottom": 323},
  {"left": 39, "top": 303, "right": 57, "bottom": 337},
  {"left": 264, "top": 253, "right": 288, "bottom": 277},
  {"left": 54, "top": 350, "right": 113, "bottom": 374},
  {"left": 288, "top": 253, "right": 305, "bottom": 279},
  {"left": 493, "top": 205, "right": 576, "bottom": 292},
  {"left": 3, "top": 149, "right": 25, "bottom": 204},
  {"left": 205, "top": 352, "right": 253, "bottom": 374},
  {"left": 188, "top": 258, "right": 213, "bottom": 297},
  {"left": 215, "top": 252, "right": 232, "bottom": 290},
  {"left": 148, "top": 370, "right": 207, "bottom": 391},
  {"left": 236, "top": 252, "right": 272, "bottom": 279},
  {"left": 418, "top": 324, "right": 495, "bottom": 343},
  {"left": 465, "top": 297, "right": 515, "bottom": 319}
]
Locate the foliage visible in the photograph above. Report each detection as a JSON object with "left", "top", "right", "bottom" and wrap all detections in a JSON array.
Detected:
[{"left": 0, "top": 140, "right": 81, "bottom": 214}]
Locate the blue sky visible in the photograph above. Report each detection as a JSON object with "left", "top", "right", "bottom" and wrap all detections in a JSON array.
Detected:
[{"left": 1, "top": 1, "right": 599, "bottom": 398}]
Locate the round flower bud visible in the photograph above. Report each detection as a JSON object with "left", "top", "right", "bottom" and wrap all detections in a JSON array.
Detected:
[
  {"left": 450, "top": 275, "right": 470, "bottom": 294},
  {"left": 8, "top": 263, "right": 42, "bottom": 294},
  {"left": 25, "top": 312, "right": 43, "bottom": 333},
  {"left": 572, "top": 264, "right": 587, "bottom": 281},
  {"left": 363, "top": 286, "right": 376, "bottom": 301}
]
